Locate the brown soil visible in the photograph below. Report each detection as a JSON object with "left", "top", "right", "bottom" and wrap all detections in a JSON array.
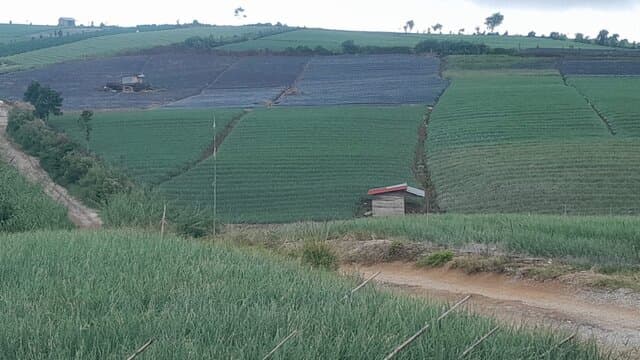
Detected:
[
  {"left": 0, "top": 104, "right": 102, "bottom": 229},
  {"left": 343, "top": 262, "right": 640, "bottom": 358}
]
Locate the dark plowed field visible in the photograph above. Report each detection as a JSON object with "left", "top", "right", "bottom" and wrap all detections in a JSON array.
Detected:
[
  {"left": 561, "top": 59, "right": 640, "bottom": 75},
  {"left": 280, "top": 55, "right": 448, "bottom": 106},
  {"left": 0, "top": 52, "right": 446, "bottom": 109}
]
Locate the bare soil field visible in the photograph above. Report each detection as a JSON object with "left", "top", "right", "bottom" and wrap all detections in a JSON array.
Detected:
[
  {"left": 561, "top": 59, "right": 640, "bottom": 75},
  {"left": 0, "top": 53, "right": 447, "bottom": 110}
]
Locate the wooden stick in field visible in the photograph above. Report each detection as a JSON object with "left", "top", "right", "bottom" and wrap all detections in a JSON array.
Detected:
[
  {"left": 263, "top": 271, "right": 382, "bottom": 359},
  {"left": 383, "top": 295, "right": 472, "bottom": 360},
  {"left": 262, "top": 330, "right": 299, "bottom": 360},
  {"left": 538, "top": 332, "right": 577, "bottom": 358},
  {"left": 458, "top": 326, "right": 500, "bottom": 358},
  {"left": 342, "top": 271, "right": 381, "bottom": 301},
  {"left": 126, "top": 338, "right": 155, "bottom": 360},
  {"left": 160, "top": 204, "right": 167, "bottom": 238}
]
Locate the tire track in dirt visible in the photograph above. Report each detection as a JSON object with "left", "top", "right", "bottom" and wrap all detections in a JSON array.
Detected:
[
  {"left": 344, "top": 262, "right": 640, "bottom": 358},
  {"left": 0, "top": 104, "right": 102, "bottom": 229}
]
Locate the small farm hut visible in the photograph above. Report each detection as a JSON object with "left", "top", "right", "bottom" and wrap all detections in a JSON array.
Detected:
[
  {"left": 58, "top": 17, "right": 76, "bottom": 27},
  {"left": 367, "top": 183, "right": 425, "bottom": 217}
]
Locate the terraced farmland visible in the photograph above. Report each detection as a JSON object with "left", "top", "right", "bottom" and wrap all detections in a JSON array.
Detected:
[
  {"left": 0, "top": 25, "right": 274, "bottom": 72},
  {"left": 561, "top": 59, "right": 640, "bottom": 75},
  {"left": 52, "top": 109, "right": 243, "bottom": 184},
  {"left": 219, "top": 28, "right": 610, "bottom": 52},
  {"left": 160, "top": 106, "right": 425, "bottom": 222},
  {"left": 568, "top": 76, "right": 640, "bottom": 136},
  {"left": 280, "top": 55, "right": 448, "bottom": 106},
  {"left": 0, "top": 24, "right": 59, "bottom": 44},
  {"left": 428, "top": 71, "right": 640, "bottom": 215}
]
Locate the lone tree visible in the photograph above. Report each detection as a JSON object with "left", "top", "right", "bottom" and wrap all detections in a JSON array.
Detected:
[
  {"left": 432, "top": 23, "right": 443, "bottom": 34},
  {"left": 234, "top": 7, "right": 246, "bottom": 18},
  {"left": 485, "top": 12, "right": 504, "bottom": 32},
  {"left": 596, "top": 29, "right": 609, "bottom": 46},
  {"left": 403, "top": 20, "right": 415, "bottom": 33},
  {"left": 77, "top": 110, "right": 93, "bottom": 151},
  {"left": 23, "top": 81, "right": 63, "bottom": 121}
]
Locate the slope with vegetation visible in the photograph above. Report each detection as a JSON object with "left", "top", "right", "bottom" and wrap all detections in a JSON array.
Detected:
[
  {"left": 0, "top": 229, "right": 604, "bottom": 359},
  {"left": 0, "top": 159, "right": 72, "bottom": 232}
]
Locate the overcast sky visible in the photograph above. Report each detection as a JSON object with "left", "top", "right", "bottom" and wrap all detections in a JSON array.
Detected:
[{"left": 4, "top": 0, "right": 639, "bottom": 41}]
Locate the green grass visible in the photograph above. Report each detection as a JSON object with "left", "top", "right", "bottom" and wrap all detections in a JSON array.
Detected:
[
  {"left": 0, "top": 229, "right": 604, "bottom": 359},
  {"left": 270, "top": 214, "right": 640, "bottom": 269},
  {"left": 51, "top": 109, "right": 243, "bottom": 184},
  {"left": 0, "top": 25, "right": 273, "bottom": 71},
  {"left": 568, "top": 76, "right": 640, "bottom": 137},
  {"left": 427, "top": 71, "right": 640, "bottom": 215},
  {"left": 445, "top": 55, "right": 558, "bottom": 71},
  {"left": 220, "top": 28, "right": 611, "bottom": 52},
  {"left": 160, "top": 105, "right": 425, "bottom": 222},
  {"left": 0, "top": 23, "right": 59, "bottom": 44},
  {"left": 0, "top": 159, "right": 72, "bottom": 232}
]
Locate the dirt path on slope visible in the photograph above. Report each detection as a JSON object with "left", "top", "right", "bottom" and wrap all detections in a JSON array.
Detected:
[
  {"left": 343, "top": 262, "right": 640, "bottom": 357},
  {"left": 0, "top": 105, "right": 102, "bottom": 228}
]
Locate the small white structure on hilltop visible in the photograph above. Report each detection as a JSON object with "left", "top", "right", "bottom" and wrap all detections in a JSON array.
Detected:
[{"left": 58, "top": 17, "right": 76, "bottom": 27}]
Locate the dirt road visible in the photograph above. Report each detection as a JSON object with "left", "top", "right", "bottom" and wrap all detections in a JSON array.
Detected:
[
  {"left": 0, "top": 105, "right": 102, "bottom": 228},
  {"left": 344, "top": 262, "right": 640, "bottom": 357}
]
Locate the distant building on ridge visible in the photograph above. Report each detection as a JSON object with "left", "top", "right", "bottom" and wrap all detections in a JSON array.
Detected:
[{"left": 58, "top": 17, "right": 76, "bottom": 27}]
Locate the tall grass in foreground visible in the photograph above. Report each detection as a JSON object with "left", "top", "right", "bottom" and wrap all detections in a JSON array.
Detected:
[
  {"left": 0, "top": 230, "right": 604, "bottom": 359},
  {"left": 274, "top": 214, "right": 640, "bottom": 269},
  {"left": 0, "top": 161, "right": 72, "bottom": 232}
]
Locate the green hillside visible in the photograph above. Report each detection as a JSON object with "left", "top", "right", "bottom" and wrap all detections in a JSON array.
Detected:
[
  {"left": 0, "top": 229, "right": 603, "bottom": 359},
  {"left": 0, "top": 159, "right": 71, "bottom": 232},
  {"left": 0, "top": 24, "right": 59, "bottom": 44},
  {"left": 220, "top": 28, "right": 610, "bottom": 52},
  {"left": 52, "top": 109, "right": 243, "bottom": 184},
  {"left": 428, "top": 71, "right": 640, "bottom": 215},
  {"left": 0, "top": 25, "right": 275, "bottom": 72},
  {"left": 160, "top": 106, "right": 425, "bottom": 222}
]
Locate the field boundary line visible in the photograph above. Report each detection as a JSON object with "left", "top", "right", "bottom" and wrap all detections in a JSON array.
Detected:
[
  {"left": 560, "top": 71, "right": 616, "bottom": 135},
  {"left": 154, "top": 109, "right": 251, "bottom": 187},
  {"left": 271, "top": 57, "right": 312, "bottom": 106}
]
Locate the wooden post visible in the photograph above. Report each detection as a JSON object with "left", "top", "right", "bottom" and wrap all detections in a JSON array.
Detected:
[
  {"left": 160, "top": 204, "right": 167, "bottom": 238},
  {"left": 126, "top": 339, "right": 155, "bottom": 360},
  {"left": 383, "top": 295, "right": 471, "bottom": 359},
  {"left": 262, "top": 330, "right": 299, "bottom": 360},
  {"left": 342, "top": 271, "right": 381, "bottom": 301},
  {"left": 458, "top": 326, "right": 499, "bottom": 358}
]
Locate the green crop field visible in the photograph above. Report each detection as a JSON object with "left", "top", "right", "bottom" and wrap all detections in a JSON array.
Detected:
[
  {"left": 0, "top": 229, "right": 603, "bottom": 359},
  {"left": 0, "top": 24, "right": 59, "bottom": 44},
  {"left": 427, "top": 71, "right": 640, "bottom": 215},
  {"left": 160, "top": 106, "right": 425, "bottom": 222},
  {"left": 0, "top": 159, "right": 71, "bottom": 232},
  {"left": 52, "top": 109, "right": 242, "bottom": 184},
  {"left": 0, "top": 25, "right": 273, "bottom": 72},
  {"left": 220, "top": 28, "right": 610, "bottom": 52},
  {"left": 568, "top": 76, "right": 640, "bottom": 136}
]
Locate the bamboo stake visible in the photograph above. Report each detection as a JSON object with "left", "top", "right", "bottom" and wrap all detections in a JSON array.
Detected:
[
  {"left": 538, "top": 332, "right": 577, "bottom": 359},
  {"left": 342, "top": 271, "right": 381, "bottom": 301},
  {"left": 458, "top": 326, "right": 500, "bottom": 358},
  {"left": 160, "top": 204, "right": 167, "bottom": 238},
  {"left": 126, "top": 338, "right": 154, "bottom": 360},
  {"left": 383, "top": 295, "right": 472, "bottom": 360},
  {"left": 263, "top": 271, "right": 382, "bottom": 359},
  {"left": 262, "top": 330, "right": 299, "bottom": 360}
]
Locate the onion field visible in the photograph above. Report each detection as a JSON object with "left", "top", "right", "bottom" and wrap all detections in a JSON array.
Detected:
[
  {"left": 219, "top": 28, "right": 610, "bottom": 52},
  {"left": 428, "top": 71, "right": 640, "bottom": 215},
  {"left": 0, "top": 160, "right": 71, "bottom": 232},
  {"left": 52, "top": 109, "right": 243, "bottom": 184},
  {"left": 567, "top": 76, "right": 640, "bottom": 136},
  {"left": 160, "top": 106, "right": 425, "bottom": 222},
  {"left": 0, "top": 229, "right": 604, "bottom": 359}
]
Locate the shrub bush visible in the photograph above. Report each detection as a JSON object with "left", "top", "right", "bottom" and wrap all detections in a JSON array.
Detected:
[
  {"left": 416, "top": 250, "right": 454, "bottom": 268},
  {"left": 301, "top": 241, "right": 338, "bottom": 270}
]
